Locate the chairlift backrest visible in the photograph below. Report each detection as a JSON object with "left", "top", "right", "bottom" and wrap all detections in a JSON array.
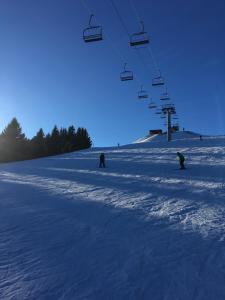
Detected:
[
  {"left": 83, "top": 14, "right": 103, "bottom": 43},
  {"left": 130, "top": 21, "right": 149, "bottom": 47}
]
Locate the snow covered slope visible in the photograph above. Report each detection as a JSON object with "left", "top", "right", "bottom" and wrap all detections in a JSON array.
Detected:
[
  {"left": 0, "top": 133, "right": 225, "bottom": 300},
  {"left": 134, "top": 130, "right": 205, "bottom": 143}
]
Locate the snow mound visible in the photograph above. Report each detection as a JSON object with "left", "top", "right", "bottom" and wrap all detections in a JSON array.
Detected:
[
  {"left": 0, "top": 135, "right": 225, "bottom": 299},
  {"left": 134, "top": 130, "right": 204, "bottom": 143}
]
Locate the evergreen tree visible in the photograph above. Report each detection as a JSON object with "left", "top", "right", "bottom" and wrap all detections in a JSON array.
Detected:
[
  {"left": 59, "top": 127, "right": 69, "bottom": 153},
  {"left": 48, "top": 125, "right": 60, "bottom": 155},
  {"left": 0, "top": 118, "right": 28, "bottom": 162},
  {"left": 0, "top": 118, "right": 92, "bottom": 163},
  {"left": 67, "top": 125, "right": 76, "bottom": 151},
  {"left": 2, "top": 118, "right": 25, "bottom": 141},
  {"left": 74, "top": 127, "right": 92, "bottom": 150},
  {"left": 30, "top": 128, "right": 47, "bottom": 158}
]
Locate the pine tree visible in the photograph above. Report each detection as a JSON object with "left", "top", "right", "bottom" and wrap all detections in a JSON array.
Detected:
[
  {"left": 30, "top": 128, "right": 47, "bottom": 158},
  {"left": 0, "top": 118, "right": 28, "bottom": 162},
  {"left": 67, "top": 125, "right": 76, "bottom": 151},
  {"left": 2, "top": 118, "right": 25, "bottom": 141},
  {"left": 59, "top": 127, "right": 68, "bottom": 153},
  {"left": 74, "top": 127, "right": 92, "bottom": 150},
  {"left": 48, "top": 125, "right": 60, "bottom": 155}
]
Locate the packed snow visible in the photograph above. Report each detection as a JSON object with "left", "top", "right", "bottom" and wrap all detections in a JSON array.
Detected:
[{"left": 0, "top": 131, "right": 225, "bottom": 300}]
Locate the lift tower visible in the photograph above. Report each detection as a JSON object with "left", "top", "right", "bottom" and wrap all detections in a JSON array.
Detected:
[{"left": 161, "top": 104, "right": 176, "bottom": 142}]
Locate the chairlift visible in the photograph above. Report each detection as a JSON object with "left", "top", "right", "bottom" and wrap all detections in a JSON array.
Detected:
[
  {"left": 152, "top": 72, "right": 164, "bottom": 86},
  {"left": 138, "top": 85, "right": 148, "bottom": 99},
  {"left": 130, "top": 21, "right": 149, "bottom": 47},
  {"left": 160, "top": 88, "right": 170, "bottom": 101},
  {"left": 162, "top": 103, "right": 175, "bottom": 110},
  {"left": 83, "top": 14, "right": 103, "bottom": 43},
  {"left": 155, "top": 109, "right": 162, "bottom": 115},
  {"left": 120, "top": 63, "right": 133, "bottom": 81},
  {"left": 148, "top": 101, "right": 157, "bottom": 109}
]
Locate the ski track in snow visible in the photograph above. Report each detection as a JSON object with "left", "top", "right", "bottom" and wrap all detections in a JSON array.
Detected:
[{"left": 0, "top": 134, "right": 225, "bottom": 300}]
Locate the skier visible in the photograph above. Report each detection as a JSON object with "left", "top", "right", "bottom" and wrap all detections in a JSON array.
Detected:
[
  {"left": 177, "top": 152, "right": 185, "bottom": 169},
  {"left": 200, "top": 135, "right": 202, "bottom": 141},
  {"left": 99, "top": 153, "right": 106, "bottom": 168}
]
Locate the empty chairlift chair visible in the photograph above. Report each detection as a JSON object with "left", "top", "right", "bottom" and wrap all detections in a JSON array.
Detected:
[
  {"left": 138, "top": 85, "right": 148, "bottom": 99},
  {"left": 152, "top": 72, "right": 165, "bottom": 86},
  {"left": 130, "top": 21, "right": 149, "bottom": 47},
  {"left": 148, "top": 101, "right": 157, "bottom": 109},
  {"left": 120, "top": 63, "right": 133, "bottom": 81},
  {"left": 160, "top": 88, "right": 170, "bottom": 101},
  {"left": 155, "top": 109, "right": 162, "bottom": 115},
  {"left": 83, "top": 14, "right": 103, "bottom": 43}
]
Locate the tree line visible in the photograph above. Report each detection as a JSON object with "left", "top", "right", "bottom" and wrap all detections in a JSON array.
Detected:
[{"left": 0, "top": 118, "right": 92, "bottom": 163}]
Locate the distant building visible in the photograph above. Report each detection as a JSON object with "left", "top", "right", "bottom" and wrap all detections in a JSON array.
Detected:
[
  {"left": 171, "top": 126, "right": 179, "bottom": 132},
  {"left": 149, "top": 129, "right": 163, "bottom": 136}
]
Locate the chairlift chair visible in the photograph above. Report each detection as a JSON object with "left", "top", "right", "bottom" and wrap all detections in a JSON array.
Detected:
[
  {"left": 138, "top": 85, "right": 148, "bottom": 99},
  {"left": 152, "top": 75, "right": 164, "bottom": 86},
  {"left": 155, "top": 109, "right": 162, "bottom": 115},
  {"left": 152, "top": 72, "right": 164, "bottom": 86},
  {"left": 162, "top": 103, "right": 175, "bottom": 110},
  {"left": 148, "top": 101, "right": 157, "bottom": 109},
  {"left": 120, "top": 63, "right": 133, "bottom": 81},
  {"left": 130, "top": 21, "right": 149, "bottom": 47},
  {"left": 160, "top": 89, "right": 170, "bottom": 101},
  {"left": 83, "top": 14, "right": 103, "bottom": 43}
]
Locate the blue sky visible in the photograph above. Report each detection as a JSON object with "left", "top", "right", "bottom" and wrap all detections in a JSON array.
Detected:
[{"left": 0, "top": 0, "right": 224, "bottom": 146}]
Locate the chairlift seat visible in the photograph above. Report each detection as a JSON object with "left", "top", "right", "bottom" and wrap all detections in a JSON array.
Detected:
[
  {"left": 152, "top": 76, "right": 164, "bottom": 86},
  {"left": 138, "top": 93, "right": 148, "bottom": 99},
  {"left": 83, "top": 26, "right": 103, "bottom": 42},
  {"left": 138, "top": 89, "right": 148, "bottom": 99},
  {"left": 130, "top": 22, "right": 149, "bottom": 47},
  {"left": 130, "top": 33, "right": 149, "bottom": 47},
  {"left": 149, "top": 103, "right": 157, "bottom": 109},
  {"left": 160, "top": 93, "right": 170, "bottom": 101},
  {"left": 120, "top": 71, "right": 133, "bottom": 81}
]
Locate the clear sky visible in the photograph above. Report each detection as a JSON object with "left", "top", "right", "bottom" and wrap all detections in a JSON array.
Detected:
[{"left": 0, "top": 0, "right": 224, "bottom": 146}]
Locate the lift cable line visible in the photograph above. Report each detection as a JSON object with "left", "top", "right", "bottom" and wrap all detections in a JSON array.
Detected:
[
  {"left": 108, "top": 0, "right": 131, "bottom": 37},
  {"left": 108, "top": 0, "right": 151, "bottom": 85},
  {"left": 128, "top": 0, "right": 181, "bottom": 133},
  {"left": 80, "top": 0, "right": 143, "bottom": 86},
  {"left": 81, "top": 0, "right": 180, "bottom": 136},
  {"left": 128, "top": 0, "right": 163, "bottom": 76}
]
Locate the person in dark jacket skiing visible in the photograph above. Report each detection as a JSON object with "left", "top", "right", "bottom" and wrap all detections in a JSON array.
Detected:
[
  {"left": 99, "top": 153, "right": 106, "bottom": 168},
  {"left": 177, "top": 152, "right": 185, "bottom": 169}
]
